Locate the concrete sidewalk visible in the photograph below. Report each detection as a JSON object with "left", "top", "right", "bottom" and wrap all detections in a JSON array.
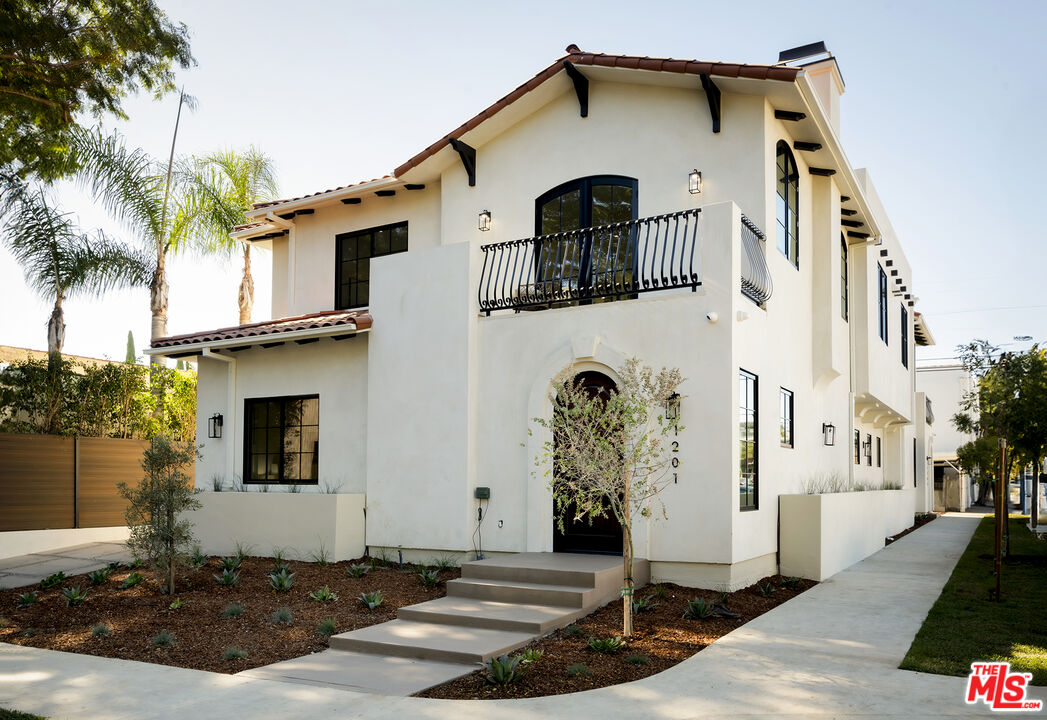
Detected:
[
  {"left": 2, "top": 513, "right": 1043, "bottom": 718},
  {"left": 0, "top": 542, "right": 131, "bottom": 589}
]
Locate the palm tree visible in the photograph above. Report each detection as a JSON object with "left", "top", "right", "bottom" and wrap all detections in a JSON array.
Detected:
[
  {"left": 1, "top": 186, "right": 151, "bottom": 357},
  {"left": 72, "top": 127, "right": 196, "bottom": 360},
  {"left": 183, "top": 148, "right": 278, "bottom": 324}
]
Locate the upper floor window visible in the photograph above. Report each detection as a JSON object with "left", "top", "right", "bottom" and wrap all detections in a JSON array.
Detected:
[
  {"left": 739, "top": 369, "right": 758, "bottom": 510},
  {"left": 901, "top": 305, "right": 909, "bottom": 368},
  {"left": 878, "top": 264, "right": 888, "bottom": 344},
  {"left": 335, "top": 222, "right": 408, "bottom": 309},
  {"left": 775, "top": 141, "right": 799, "bottom": 268},
  {"left": 840, "top": 235, "right": 849, "bottom": 322},
  {"left": 779, "top": 387, "right": 794, "bottom": 448}
]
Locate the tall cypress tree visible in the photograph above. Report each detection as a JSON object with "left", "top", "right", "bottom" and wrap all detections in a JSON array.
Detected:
[{"left": 125, "top": 330, "right": 135, "bottom": 364}]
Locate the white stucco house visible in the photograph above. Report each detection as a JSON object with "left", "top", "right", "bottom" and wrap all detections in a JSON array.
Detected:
[
  {"left": 148, "top": 43, "right": 935, "bottom": 588},
  {"left": 916, "top": 363, "right": 975, "bottom": 511}
]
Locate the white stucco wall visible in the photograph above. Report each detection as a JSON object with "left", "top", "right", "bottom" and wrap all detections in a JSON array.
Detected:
[{"left": 916, "top": 364, "right": 973, "bottom": 459}]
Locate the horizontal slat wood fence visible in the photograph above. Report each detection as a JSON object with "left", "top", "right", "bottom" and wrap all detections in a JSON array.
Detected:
[{"left": 0, "top": 433, "right": 191, "bottom": 531}]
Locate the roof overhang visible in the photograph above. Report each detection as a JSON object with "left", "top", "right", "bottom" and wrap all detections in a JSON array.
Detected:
[
  {"left": 914, "top": 312, "right": 935, "bottom": 346},
  {"left": 855, "top": 394, "right": 912, "bottom": 429}
]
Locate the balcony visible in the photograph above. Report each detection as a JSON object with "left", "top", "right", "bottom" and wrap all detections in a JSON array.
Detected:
[{"left": 478, "top": 208, "right": 770, "bottom": 314}]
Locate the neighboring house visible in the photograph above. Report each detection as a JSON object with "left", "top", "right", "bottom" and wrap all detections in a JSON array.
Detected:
[
  {"left": 148, "top": 43, "right": 934, "bottom": 588},
  {"left": 0, "top": 345, "right": 122, "bottom": 369},
  {"left": 916, "top": 363, "right": 975, "bottom": 511}
]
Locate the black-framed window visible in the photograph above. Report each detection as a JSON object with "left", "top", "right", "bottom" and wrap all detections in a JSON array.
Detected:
[
  {"left": 878, "top": 265, "right": 888, "bottom": 344},
  {"left": 776, "top": 140, "right": 799, "bottom": 268},
  {"left": 854, "top": 429, "right": 861, "bottom": 464},
  {"left": 335, "top": 221, "right": 408, "bottom": 309},
  {"left": 779, "top": 387, "right": 794, "bottom": 448},
  {"left": 840, "top": 235, "right": 849, "bottom": 321},
  {"left": 866, "top": 433, "right": 873, "bottom": 466},
  {"left": 739, "top": 369, "right": 758, "bottom": 510},
  {"left": 244, "top": 395, "right": 319, "bottom": 484},
  {"left": 901, "top": 305, "right": 909, "bottom": 368},
  {"left": 534, "top": 175, "right": 638, "bottom": 304},
  {"left": 876, "top": 436, "right": 882, "bottom": 467}
]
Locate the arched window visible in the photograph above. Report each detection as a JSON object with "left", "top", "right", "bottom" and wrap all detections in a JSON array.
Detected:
[{"left": 776, "top": 141, "right": 799, "bottom": 267}]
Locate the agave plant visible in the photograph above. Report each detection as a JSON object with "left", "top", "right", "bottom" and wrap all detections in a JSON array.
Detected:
[
  {"left": 359, "top": 590, "right": 383, "bottom": 611},
  {"left": 481, "top": 653, "right": 526, "bottom": 685},
  {"left": 39, "top": 572, "right": 66, "bottom": 590},
  {"left": 15, "top": 591, "right": 38, "bottom": 609},
  {"left": 119, "top": 572, "right": 145, "bottom": 589},
  {"left": 417, "top": 568, "right": 440, "bottom": 589},
  {"left": 88, "top": 568, "right": 112, "bottom": 586},
  {"left": 682, "top": 597, "right": 715, "bottom": 620},
  {"left": 346, "top": 563, "right": 370, "bottom": 579},
  {"left": 218, "top": 556, "right": 241, "bottom": 572},
  {"left": 587, "top": 636, "right": 626, "bottom": 654},
  {"left": 308, "top": 586, "right": 338, "bottom": 603},
  {"left": 213, "top": 569, "right": 240, "bottom": 587},
  {"left": 61, "top": 586, "right": 88, "bottom": 606},
  {"left": 267, "top": 568, "right": 294, "bottom": 593}
]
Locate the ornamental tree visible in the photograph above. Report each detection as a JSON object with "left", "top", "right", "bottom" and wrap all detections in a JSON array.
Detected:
[{"left": 533, "top": 357, "right": 683, "bottom": 637}]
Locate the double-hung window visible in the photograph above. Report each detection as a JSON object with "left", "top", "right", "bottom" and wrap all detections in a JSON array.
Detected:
[
  {"left": 779, "top": 388, "right": 794, "bottom": 448},
  {"left": 776, "top": 141, "right": 799, "bottom": 268},
  {"left": 335, "top": 222, "right": 408, "bottom": 309},
  {"left": 878, "top": 265, "right": 888, "bottom": 344},
  {"left": 739, "top": 370, "right": 758, "bottom": 510},
  {"left": 245, "top": 395, "right": 319, "bottom": 484}
]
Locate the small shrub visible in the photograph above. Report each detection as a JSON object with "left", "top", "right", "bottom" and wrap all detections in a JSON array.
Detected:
[
  {"left": 564, "top": 624, "right": 583, "bottom": 636},
  {"left": 310, "top": 543, "right": 330, "bottom": 566},
  {"left": 683, "top": 597, "right": 714, "bottom": 620},
  {"left": 270, "top": 607, "right": 294, "bottom": 625},
  {"left": 15, "top": 592, "right": 38, "bottom": 609},
  {"left": 588, "top": 636, "right": 626, "bottom": 654},
  {"left": 268, "top": 568, "right": 294, "bottom": 593},
  {"left": 652, "top": 583, "right": 668, "bottom": 599},
  {"left": 189, "top": 547, "right": 207, "bottom": 569},
  {"left": 359, "top": 590, "right": 383, "bottom": 610},
  {"left": 368, "top": 553, "right": 388, "bottom": 570},
  {"left": 126, "top": 558, "right": 143, "bottom": 570},
  {"left": 107, "top": 561, "right": 122, "bottom": 571},
  {"left": 168, "top": 598, "right": 185, "bottom": 610},
  {"left": 757, "top": 582, "right": 776, "bottom": 597},
  {"left": 271, "top": 560, "right": 291, "bottom": 575},
  {"left": 482, "top": 654, "right": 525, "bottom": 685},
  {"left": 316, "top": 617, "right": 337, "bottom": 636},
  {"left": 431, "top": 555, "right": 457, "bottom": 572},
  {"left": 234, "top": 541, "right": 253, "bottom": 564},
  {"left": 88, "top": 568, "right": 112, "bottom": 586},
  {"left": 210, "top": 474, "right": 224, "bottom": 492},
  {"left": 346, "top": 563, "right": 370, "bottom": 578},
  {"left": 40, "top": 572, "right": 65, "bottom": 589},
  {"left": 631, "top": 595, "right": 656, "bottom": 613},
  {"left": 319, "top": 479, "right": 342, "bottom": 494},
  {"left": 625, "top": 654, "right": 650, "bottom": 665},
  {"left": 152, "top": 629, "right": 175, "bottom": 647},
  {"left": 21, "top": 627, "right": 39, "bottom": 637},
  {"left": 286, "top": 484, "right": 301, "bottom": 493},
  {"left": 119, "top": 572, "right": 145, "bottom": 589},
  {"left": 782, "top": 576, "right": 801, "bottom": 590},
  {"left": 222, "top": 647, "right": 248, "bottom": 661},
  {"left": 91, "top": 622, "right": 112, "bottom": 638},
  {"left": 418, "top": 568, "right": 441, "bottom": 588},
  {"left": 61, "top": 586, "right": 88, "bottom": 606},
  {"left": 309, "top": 586, "right": 338, "bottom": 603},
  {"left": 214, "top": 569, "right": 240, "bottom": 587},
  {"left": 520, "top": 648, "right": 544, "bottom": 665},
  {"left": 271, "top": 547, "right": 287, "bottom": 563},
  {"left": 222, "top": 602, "right": 245, "bottom": 618},
  {"left": 567, "top": 662, "right": 591, "bottom": 677},
  {"left": 218, "top": 556, "right": 241, "bottom": 572}
]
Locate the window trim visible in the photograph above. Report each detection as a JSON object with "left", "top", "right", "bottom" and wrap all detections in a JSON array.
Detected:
[
  {"left": 865, "top": 433, "right": 873, "bottom": 466},
  {"left": 840, "top": 234, "right": 849, "bottom": 322},
  {"left": 534, "top": 175, "right": 639, "bottom": 234},
  {"left": 334, "top": 220, "right": 409, "bottom": 310},
  {"left": 243, "top": 394, "right": 320, "bottom": 485},
  {"left": 779, "top": 387, "right": 794, "bottom": 448},
  {"left": 739, "top": 369, "right": 759, "bottom": 511},
  {"left": 878, "top": 264, "right": 888, "bottom": 344},
  {"left": 775, "top": 140, "right": 799, "bottom": 269},
  {"left": 901, "top": 304, "right": 909, "bottom": 368}
]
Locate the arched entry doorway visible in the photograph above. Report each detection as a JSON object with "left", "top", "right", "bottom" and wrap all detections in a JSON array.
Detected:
[{"left": 552, "top": 370, "right": 624, "bottom": 555}]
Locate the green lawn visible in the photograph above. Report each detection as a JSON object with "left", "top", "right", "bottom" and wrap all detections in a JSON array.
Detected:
[{"left": 900, "top": 515, "right": 1047, "bottom": 684}]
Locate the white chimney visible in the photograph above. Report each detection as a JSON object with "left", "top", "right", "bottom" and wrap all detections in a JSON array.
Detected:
[{"left": 803, "top": 57, "right": 846, "bottom": 137}]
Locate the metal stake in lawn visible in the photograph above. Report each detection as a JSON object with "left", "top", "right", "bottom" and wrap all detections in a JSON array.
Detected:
[{"left": 992, "top": 438, "right": 1007, "bottom": 602}]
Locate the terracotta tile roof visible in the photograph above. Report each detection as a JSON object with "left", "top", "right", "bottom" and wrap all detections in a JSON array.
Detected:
[
  {"left": 151, "top": 310, "right": 372, "bottom": 349},
  {"left": 248, "top": 176, "right": 394, "bottom": 212},
  {"left": 233, "top": 221, "right": 267, "bottom": 232},
  {"left": 393, "top": 47, "right": 800, "bottom": 177}
]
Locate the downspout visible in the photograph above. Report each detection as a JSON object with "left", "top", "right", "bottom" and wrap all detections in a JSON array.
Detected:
[
  {"left": 202, "top": 348, "right": 237, "bottom": 482},
  {"left": 266, "top": 212, "right": 296, "bottom": 316}
]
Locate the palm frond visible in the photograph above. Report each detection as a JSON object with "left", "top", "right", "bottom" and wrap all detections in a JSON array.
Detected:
[
  {"left": 1, "top": 186, "right": 73, "bottom": 298},
  {"left": 65, "top": 231, "right": 153, "bottom": 299}
]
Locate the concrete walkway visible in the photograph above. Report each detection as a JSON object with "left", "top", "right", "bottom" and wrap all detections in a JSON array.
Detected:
[
  {"left": 2, "top": 513, "right": 1043, "bottom": 718},
  {"left": 0, "top": 542, "right": 131, "bottom": 589}
]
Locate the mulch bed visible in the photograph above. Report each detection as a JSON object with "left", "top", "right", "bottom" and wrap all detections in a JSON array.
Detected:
[
  {"left": 0, "top": 555, "right": 458, "bottom": 673},
  {"left": 885, "top": 512, "right": 939, "bottom": 545},
  {"left": 417, "top": 574, "right": 816, "bottom": 700}
]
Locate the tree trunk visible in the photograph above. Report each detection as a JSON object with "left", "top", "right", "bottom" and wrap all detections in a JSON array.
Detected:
[
  {"left": 47, "top": 296, "right": 65, "bottom": 356},
  {"left": 621, "top": 472, "right": 633, "bottom": 638},
  {"left": 167, "top": 499, "right": 175, "bottom": 595},
  {"left": 43, "top": 296, "right": 65, "bottom": 434},
  {"left": 149, "top": 252, "right": 169, "bottom": 366},
  {"left": 238, "top": 244, "right": 254, "bottom": 325}
]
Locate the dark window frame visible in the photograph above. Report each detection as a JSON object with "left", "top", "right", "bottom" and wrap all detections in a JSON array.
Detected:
[
  {"left": 776, "top": 140, "right": 799, "bottom": 269},
  {"left": 739, "top": 369, "right": 759, "bottom": 511},
  {"left": 866, "top": 433, "right": 873, "bottom": 466},
  {"left": 243, "top": 394, "right": 320, "bottom": 485},
  {"left": 876, "top": 436, "right": 882, "bottom": 467},
  {"left": 854, "top": 429, "right": 861, "bottom": 464},
  {"left": 840, "top": 234, "right": 849, "bottom": 322},
  {"left": 334, "top": 221, "right": 409, "bottom": 310},
  {"left": 779, "top": 387, "right": 794, "bottom": 448},
  {"left": 878, "top": 264, "right": 888, "bottom": 344},
  {"left": 901, "top": 304, "right": 909, "bottom": 368}
]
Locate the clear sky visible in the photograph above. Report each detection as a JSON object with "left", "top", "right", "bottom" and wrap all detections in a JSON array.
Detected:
[{"left": 1, "top": 0, "right": 1044, "bottom": 364}]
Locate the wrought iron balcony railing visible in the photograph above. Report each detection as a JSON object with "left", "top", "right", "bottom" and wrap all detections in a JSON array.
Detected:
[
  {"left": 478, "top": 209, "right": 702, "bottom": 314},
  {"left": 740, "top": 215, "right": 772, "bottom": 305}
]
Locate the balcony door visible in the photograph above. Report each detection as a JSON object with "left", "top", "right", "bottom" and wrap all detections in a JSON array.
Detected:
[{"left": 534, "top": 176, "right": 637, "bottom": 304}]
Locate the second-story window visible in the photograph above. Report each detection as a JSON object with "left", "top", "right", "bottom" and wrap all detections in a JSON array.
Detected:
[
  {"left": 878, "top": 264, "right": 888, "bottom": 344},
  {"left": 335, "top": 221, "right": 408, "bottom": 310},
  {"left": 776, "top": 140, "right": 799, "bottom": 268},
  {"left": 901, "top": 305, "right": 909, "bottom": 368},
  {"left": 779, "top": 387, "right": 794, "bottom": 448},
  {"left": 840, "top": 235, "right": 849, "bottom": 321}
]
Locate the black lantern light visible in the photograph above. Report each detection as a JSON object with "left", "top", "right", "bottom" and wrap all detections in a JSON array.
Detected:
[
  {"left": 822, "top": 422, "right": 836, "bottom": 446},
  {"left": 478, "top": 210, "right": 492, "bottom": 231},
  {"left": 208, "top": 413, "right": 223, "bottom": 439},
  {"left": 665, "top": 392, "right": 681, "bottom": 423},
  {"left": 688, "top": 169, "right": 702, "bottom": 194}
]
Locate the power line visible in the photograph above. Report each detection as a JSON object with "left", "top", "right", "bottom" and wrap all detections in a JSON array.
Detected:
[{"left": 931, "top": 304, "right": 1047, "bottom": 316}]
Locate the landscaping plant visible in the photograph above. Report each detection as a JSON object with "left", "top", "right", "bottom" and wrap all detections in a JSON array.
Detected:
[
  {"left": 222, "top": 647, "right": 248, "bottom": 661},
  {"left": 39, "top": 572, "right": 65, "bottom": 590},
  {"left": 221, "top": 602, "right": 244, "bottom": 618},
  {"left": 90, "top": 622, "right": 112, "bottom": 638},
  {"left": 682, "top": 597, "right": 715, "bottom": 620},
  {"left": 346, "top": 563, "right": 370, "bottom": 578},
  {"left": 118, "top": 436, "right": 201, "bottom": 595},
  {"left": 567, "top": 663, "right": 591, "bottom": 677},
  {"left": 88, "top": 568, "right": 112, "bottom": 586},
  {"left": 308, "top": 586, "right": 338, "bottom": 603},
  {"left": 587, "top": 636, "right": 626, "bottom": 654},
  {"left": 626, "top": 654, "right": 650, "bottom": 665},
  {"left": 417, "top": 568, "right": 440, "bottom": 588},
  {"left": 119, "top": 572, "right": 145, "bottom": 589},
  {"left": 482, "top": 653, "right": 526, "bottom": 685},
  {"left": 534, "top": 357, "right": 683, "bottom": 637},
  {"left": 151, "top": 629, "right": 175, "bottom": 647},
  {"left": 359, "top": 591, "right": 383, "bottom": 611},
  {"left": 218, "top": 556, "right": 241, "bottom": 572},
  {"left": 316, "top": 617, "right": 337, "bottom": 636},
  {"left": 61, "top": 586, "right": 87, "bottom": 606},
  {"left": 15, "top": 592, "right": 37, "bottom": 609},
  {"left": 214, "top": 569, "right": 240, "bottom": 587},
  {"left": 267, "top": 568, "right": 294, "bottom": 592},
  {"left": 270, "top": 607, "right": 293, "bottom": 625}
]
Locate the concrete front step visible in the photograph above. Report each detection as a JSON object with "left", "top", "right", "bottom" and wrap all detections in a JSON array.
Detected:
[
  {"left": 398, "top": 596, "right": 584, "bottom": 634},
  {"left": 460, "top": 552, "right": 625, "bottom": 586},
  {"left": 446, "top": 576, "right": 596, "bottom": 607},
  {"left": 329, "top": 619, "right": 534, "bottom": 664}
]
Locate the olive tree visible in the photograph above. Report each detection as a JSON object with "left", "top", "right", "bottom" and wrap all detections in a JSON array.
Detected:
[{"left": 533, "top": 357, "right": 683, "bottom": 637}]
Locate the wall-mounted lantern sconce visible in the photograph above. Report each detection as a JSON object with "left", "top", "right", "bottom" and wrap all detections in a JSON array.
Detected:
[
  {"left": 863, "top": 438, "right": 873, "bottom": 459},
  {"left": 822, "top": 423, "right": 836, "bottom": 446},
  {"left": 208, "top": 413, "right": 223, "bottom": 439},
  {"left": 478, "top": 210, "right": 492, "bottom": 232},
  {"left": 688, "top": 169, "right": 702, "bottom": 195},
  {"left": 665, "top": 392, "right": 681, "bottom": 423}
]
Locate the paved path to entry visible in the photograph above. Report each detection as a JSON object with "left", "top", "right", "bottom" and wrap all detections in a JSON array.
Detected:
[
  {"left": 2, "top": 513, "right": 1043, "bottom": 718},
  {"left": 0, "top": 542, "right": 131, "bottom": 589}
]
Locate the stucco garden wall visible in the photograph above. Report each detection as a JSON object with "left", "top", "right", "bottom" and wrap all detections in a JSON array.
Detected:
[{"left": 779, "top": 488, "right": 916, "bottom": 581}]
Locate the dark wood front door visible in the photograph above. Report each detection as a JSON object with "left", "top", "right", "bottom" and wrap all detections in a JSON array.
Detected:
[{"left": 552, "top": 371, "right": 624, "bottom": 555}]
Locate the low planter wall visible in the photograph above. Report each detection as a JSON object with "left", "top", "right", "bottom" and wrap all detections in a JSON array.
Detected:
[
  {"left": 186, "top": 492, "right": 366, "bottom": 562},
  {"left": 0, "top": 526, "right": 130, "bottom": 560},
  {"left": 780, "top": 488, "right": 915, "bottom": 581}
]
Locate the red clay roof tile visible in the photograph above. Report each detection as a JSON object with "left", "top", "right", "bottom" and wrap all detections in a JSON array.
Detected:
[{"left": 151, "top": 310, "right": 371, "bottom": 349}]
